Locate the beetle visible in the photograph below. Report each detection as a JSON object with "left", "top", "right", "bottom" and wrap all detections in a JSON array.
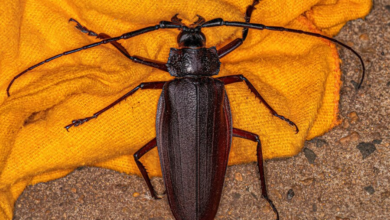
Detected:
[{"left": 6, "top": 0, "right": 365, "bottom": 219}]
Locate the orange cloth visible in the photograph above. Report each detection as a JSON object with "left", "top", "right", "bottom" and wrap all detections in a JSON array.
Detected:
[{"left": 0, "top": 0, "right": 371, "bottom": 219}]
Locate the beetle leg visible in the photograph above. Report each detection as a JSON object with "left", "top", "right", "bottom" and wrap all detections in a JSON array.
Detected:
[
  {"left": 217, "top": 0, "right": 259, "bottom": 58},
  {"left": 69, "top": 18, "right": 168, "bottom": 72},
  {"left": 218, "top": 75, "right": 299, "bottom": 133},
  {"left": 7, "top": 21, "right": 181, "bottom": 96},
  {"left": 65, "top": 81, "right": 166, "bottom": 130},
  {"left": 233, "top": 128, "right": 279, "bottom": 220},
  {"left": 202, "top": 19, "right": 365, "bottom": 88},
  {"left": 133, "top": 138, "right": 162, "bottom": 199}
]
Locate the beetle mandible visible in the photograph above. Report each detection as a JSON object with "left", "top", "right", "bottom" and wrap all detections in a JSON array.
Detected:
[{"left": 6, "top": 0, "right": 365, "bottom": 219}]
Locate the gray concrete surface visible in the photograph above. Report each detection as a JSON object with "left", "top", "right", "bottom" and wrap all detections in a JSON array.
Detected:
[{"left": 13, "top": 1, "right": 389, "bottom": 219}]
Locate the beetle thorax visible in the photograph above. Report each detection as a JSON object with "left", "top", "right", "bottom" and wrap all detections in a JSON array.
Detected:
[{"left": 166, "top": 47, "right": 220, "bottom": 77}]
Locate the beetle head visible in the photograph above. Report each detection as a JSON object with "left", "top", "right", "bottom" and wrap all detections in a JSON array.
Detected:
[{"left": 177, "top": 27, "right": 206, "bottom": 48}]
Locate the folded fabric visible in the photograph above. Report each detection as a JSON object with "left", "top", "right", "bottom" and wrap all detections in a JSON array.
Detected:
[{"left": 0, "top": 0, "right": 372, "bottom": 219}]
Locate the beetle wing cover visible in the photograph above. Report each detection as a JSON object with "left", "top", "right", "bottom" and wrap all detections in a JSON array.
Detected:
[{"left": 156, "top": 78, "right": 232, "bottom": 220}]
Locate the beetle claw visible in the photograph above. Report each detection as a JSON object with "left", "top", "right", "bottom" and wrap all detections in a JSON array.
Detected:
[
  {"left": 151, "top": 191, "right": 163, "bottom": 200},
  {"left": 262, "top": 195, "right": 279, "bottom": 220},
  {"left": 69, "top": 18, "right": 98, "bottom": 37},
  {"left": 273, "top": 114, "right": 299, "bottom": 134}
]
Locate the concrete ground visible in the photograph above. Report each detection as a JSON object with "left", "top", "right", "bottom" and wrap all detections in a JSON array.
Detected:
[{"left": 13, "top": 0, "right": 389, "bottom": 219}]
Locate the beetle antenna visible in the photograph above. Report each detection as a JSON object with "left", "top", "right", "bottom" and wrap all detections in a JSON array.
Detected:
[
  {"left": 202, "top": 20, "right": 365, "bottom": 89},
  {"left": 6, "top": 21, "right": 181, "bottom": 97}
]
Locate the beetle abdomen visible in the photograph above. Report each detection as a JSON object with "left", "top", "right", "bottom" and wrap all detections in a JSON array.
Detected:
[{"left": 156, "top": 77, "right": 232, "bottom": 220}]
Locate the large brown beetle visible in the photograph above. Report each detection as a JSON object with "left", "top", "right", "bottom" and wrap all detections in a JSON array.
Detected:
[{"left": 7, "top": 0, "right": 364, "bottom": 219}]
